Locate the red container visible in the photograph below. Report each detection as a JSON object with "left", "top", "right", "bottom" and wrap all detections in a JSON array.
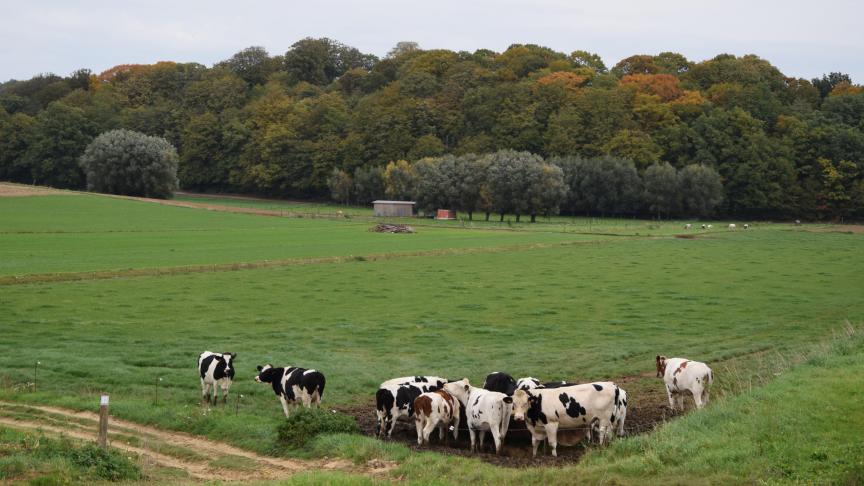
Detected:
[{"left": 436, "top": 209, "right": 457, "bottom": 220}]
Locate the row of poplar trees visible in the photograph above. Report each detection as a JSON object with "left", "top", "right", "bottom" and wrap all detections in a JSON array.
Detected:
[{"left": 1, "top": 39, "right": 863, "bottom": 219}]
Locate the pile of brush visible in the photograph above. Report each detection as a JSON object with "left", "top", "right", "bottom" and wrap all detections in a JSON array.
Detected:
[{"left": 370, "top": 223, "right": 415, "bottom": 233}]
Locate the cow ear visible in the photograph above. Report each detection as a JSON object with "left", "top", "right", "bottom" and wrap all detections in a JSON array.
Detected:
[
  {"left": 231, "top": 353, "right": 237, "bottom": 359},
  {"left": 656, "top": 355, "right": 661, "bottom": 361},
  {"left": 503, "top": 396, "right": 513, "bottom": 404},
  {"left": 256, "top": 365, "right": 263, "bottom": 371}
]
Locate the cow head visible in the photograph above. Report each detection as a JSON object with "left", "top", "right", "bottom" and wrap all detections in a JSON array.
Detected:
[
  {"left": 255, "top": 364, "right": 275, "bottom": 383},
  {"left": 442, "top": 378, "right": 470, "bottom": 406},
  {"left": 516, "top": 377, "right": 540, "bottom": 392},
  {"left": 223, "top": 352, "right": 236, "bottom": 378},
  {"left": 511, "top": 389, "right": 534, "bottom": 421},
  {"left": 656, "top": 355, "right": 667, "bottom": 378}
]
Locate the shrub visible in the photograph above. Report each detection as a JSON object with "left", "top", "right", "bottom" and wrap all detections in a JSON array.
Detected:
[
  {"left": 0, "top": 429, "right": 141, "bottom": 483},
  {"left": 276, "top": 408, "right": 360, "bottom": 449},
  {"left": 79, "top": 129, "right": 179, "bottom": 198}
]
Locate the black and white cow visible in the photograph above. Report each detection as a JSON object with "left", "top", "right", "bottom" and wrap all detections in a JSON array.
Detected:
[
  {"left": 255, "top": 364, "right": 325, "bottom": 418},
  {"left": 512, "top": 382, "right": 627, "bottom": 457},
  {"left": 376, "top": 383, "right": 424, "bottom": 438},
  {"left": 376, "top": 376, "right": 447, "bottom": 438},
  {"left": 444, "top": 378, "right": 513, "bottom": 454},
  {"left": 197, "top": 351, "right": 236, "bottom": 405},
  {"left": 483, "top": 371, "right": 517, "bottom": 396},
  {"left": 541, "top": 380, "right": 576, "bottom": 389},
  {"left": 515, "top": 377, "right": 541, "bottom": 392},
  {"left": 380, "top": 376, "right": 447, "bottom": 392}
]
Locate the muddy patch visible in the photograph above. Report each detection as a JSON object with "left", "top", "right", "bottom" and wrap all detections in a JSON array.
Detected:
[{"left": 336, "top": 377, "right": 684, "bottom": 468}]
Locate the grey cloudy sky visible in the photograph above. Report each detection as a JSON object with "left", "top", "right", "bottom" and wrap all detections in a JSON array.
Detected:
[{"left": 2, "top": 0, "right": 862, "bottom": 82}]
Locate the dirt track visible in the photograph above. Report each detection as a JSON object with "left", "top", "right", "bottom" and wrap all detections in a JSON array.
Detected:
[
  {"left": 0, "top": 401, "right": 393, "bottom": 482},
  {"left": 0, "top": 183, "right": 72, "bottom": 197}
]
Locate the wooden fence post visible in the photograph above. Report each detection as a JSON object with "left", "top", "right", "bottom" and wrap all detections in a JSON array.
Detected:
[{"left": 98, "top": 394, "right": 109, "bottom": 450}]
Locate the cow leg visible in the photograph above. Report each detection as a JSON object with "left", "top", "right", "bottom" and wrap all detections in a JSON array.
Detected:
[
  {"left": 377, "top": 412, "right": 390, "bottom": 439},
  {"left": 691, "top": 385, "right": 704, "bottom": 409},
  {"left": 490, "top": 427, "right": 503, "bottom": 455},
  {"left": 221, "top": 380, "right": 230, "bottom": 405},
  {"left": 414, "top": 417, "right": 424, "bottom": 445},
  {"left": 676, "top": 393, "right": 685, "bottom": 411},
  {"left": 500, "top": 408, "right": 512, "bottom": 447},
  {"left": 201, "top": 381, "right": 210, "bottom": 404},
  {"left": 478, "top": 429, "right": 486, "bottom": 451},
  {"left": 531, "top": 435, "right": 541, "bottom": 457},
  {"left": 437, "top": 422, "right": 445, "bottom": 442},
  {"left": 423, "top": 420, "right": 438, "bottom": 446},
  {"left": 666, "top": 386, "right": 675, "bottom": 410},
  {"left": 703, "top": 388, "right": 710, "bottom": 406},
  {"left": 545, "top": 422, "right": 560, "bottom": 457},
  {"left": 468, "top": 428, "right": 477, "bottom": 453},
  {"left": 279, "top": 397, "right": 291, "bottom": 418},
  {"left": 597, "top": 421, "right": 610, "bottom": 445},
  {"left": 387, "top": 412, "right": 398, "bottom": 438},
  {"left": 452, "top": 413, "right": 460, "bottom": 441}
]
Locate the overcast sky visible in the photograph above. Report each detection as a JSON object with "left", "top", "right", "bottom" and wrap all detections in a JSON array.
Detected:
[{"left": 2, "top": 0, "right": 862, "bottom": 83}]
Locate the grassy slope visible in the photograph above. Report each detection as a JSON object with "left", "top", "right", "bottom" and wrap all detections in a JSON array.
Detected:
[
  {"left": 278, "top": 330, "right": 864, "bottom": 485},
  {"left": 573, "top": 330, "right": 864, "bottom": 485}
]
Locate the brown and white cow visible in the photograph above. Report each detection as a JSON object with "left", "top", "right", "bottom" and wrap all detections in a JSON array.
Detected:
[
  {"left": 413, "top": 389, "right": 460, "bottom": 446},
  {"left": 656, "top": 356, "right": 713, "bottom": 410},
  {"left": 512, "top": 382, "right": 626, "bottom": 457}
]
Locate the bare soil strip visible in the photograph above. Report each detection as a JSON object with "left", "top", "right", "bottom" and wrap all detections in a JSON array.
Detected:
[
  {"left": 0, "top": 182, "right": 73, "bottom": 197},
  {"left": 0, "top": 401, "right": 391, "bottom": 482},
  {"left": 0, "top": 238, "right": 646, "bottom": 286}
]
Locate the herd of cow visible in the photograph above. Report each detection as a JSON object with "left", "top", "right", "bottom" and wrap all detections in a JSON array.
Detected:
[
  {"left": 682, "top": 223, "right": 749, "bottom": 230},
  {"left": 197, "top": 351, "right": 714, "bottom": 457}
]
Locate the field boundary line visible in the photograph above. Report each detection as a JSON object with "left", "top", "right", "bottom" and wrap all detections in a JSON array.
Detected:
[{"left": 0, "top": 237, "right": 659, "bottom": 286}]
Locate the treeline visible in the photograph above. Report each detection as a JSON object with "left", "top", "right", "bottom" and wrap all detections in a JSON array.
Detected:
[
  {"left": 330, "top": 151, "right": 722, "bottom": 221},
  {"left": 1, "top": 39, "right": 863, "bottom": 219}
]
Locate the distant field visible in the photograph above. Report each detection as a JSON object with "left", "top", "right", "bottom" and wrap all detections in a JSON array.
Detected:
[
  {"left": 0, "top": 195, "right": 612, "bottom": 276},
  {"left": 175, "top": 193, "right": 375, "bottom": 216},
  {"left": 1, "top": 191, "right": 862, "bottom": 484}
]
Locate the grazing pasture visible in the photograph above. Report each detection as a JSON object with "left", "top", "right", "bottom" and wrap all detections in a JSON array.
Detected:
[{"left": 0, "top": 192, "right": 862, "bottom": 483}]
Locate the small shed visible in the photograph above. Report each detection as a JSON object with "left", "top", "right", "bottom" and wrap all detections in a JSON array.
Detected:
[{"left": 373, "top": 200, "right": 415, "bottom": 217}]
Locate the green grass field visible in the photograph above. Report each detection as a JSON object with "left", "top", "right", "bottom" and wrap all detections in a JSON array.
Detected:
[{"left": 1, "top": 192, "right": 862, "bottom": 484}]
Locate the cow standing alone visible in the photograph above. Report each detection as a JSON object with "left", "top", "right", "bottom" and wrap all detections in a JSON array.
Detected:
[
  {"left": 656, "top": 356, "right": 713, "bottom": 410},
  {"left": 198, "top": 351, "right": 236, "bottom": 405},
  {"left": 255, "top": 364, "right": 325, "bottom": 417}
]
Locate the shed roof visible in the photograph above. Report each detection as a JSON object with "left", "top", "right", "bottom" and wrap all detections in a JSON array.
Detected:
[{"left": 372, "top": 200, "right": 416, "bottom": 205}]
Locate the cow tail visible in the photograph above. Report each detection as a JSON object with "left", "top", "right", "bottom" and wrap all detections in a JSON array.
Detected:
[{"left": 706, "top": 371, "right": 713, "bottom": 385}]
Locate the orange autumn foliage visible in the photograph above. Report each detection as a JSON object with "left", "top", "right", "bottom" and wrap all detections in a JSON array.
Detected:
[
  {"left": 536, "top": 71, "right": 588, "bottom": 93},
  {"left": 620, "top": 73, "right": 683, "bottom": 102},
  {"left": 829, "top": 82, "right": 864, "bottom": 96}
]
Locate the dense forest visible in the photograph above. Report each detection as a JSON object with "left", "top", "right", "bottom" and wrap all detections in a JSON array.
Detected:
[{"left": 1, "top": 39, "right": 863, "bottom": 219}]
